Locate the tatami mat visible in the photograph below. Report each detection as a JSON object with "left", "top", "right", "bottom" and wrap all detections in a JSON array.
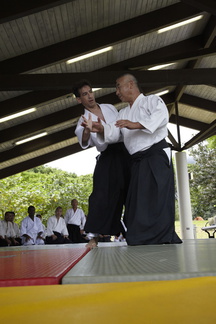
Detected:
[
  {"left": 0, "top": 244, "right": 90, "bottom": 287},
  {"left": 62, "top": 239, "right": 216, "bottom": 284}
]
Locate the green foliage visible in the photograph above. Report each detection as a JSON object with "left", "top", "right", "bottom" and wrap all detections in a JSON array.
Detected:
[
  {"left": 0, "top": 166, "right": 93, "bottom": 225},
  {"left": 188, "top": 139, "right": 216, "bottom": 219},
  {"left": 207, "top": 135, "right": 216, "bottom": 149}
]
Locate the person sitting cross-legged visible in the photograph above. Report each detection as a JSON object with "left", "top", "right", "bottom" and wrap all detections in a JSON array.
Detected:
[
  {"left": 20, "top": 206, "right": 45, "bottom": 246},
  {"left": 46, "top": 207, "right": 72, "bottom": 244},
  {"left": 3, "top": 211, "right": 21, "bottom": 246}
]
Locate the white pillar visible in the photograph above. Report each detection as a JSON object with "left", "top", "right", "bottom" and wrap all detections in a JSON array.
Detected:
[{"left": 175, "top": 152, "right": 194, "bottom": 239}]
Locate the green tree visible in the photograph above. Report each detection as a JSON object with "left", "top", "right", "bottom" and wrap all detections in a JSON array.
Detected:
[
  {"left": 207, "top": 135, "right": 216, "bottom": 149},
  {"left": 0, "top": 166, "right": 93, "bottom": 225},
  {"left": 188, "top": 139, "right": 216, "bottom": 219}
]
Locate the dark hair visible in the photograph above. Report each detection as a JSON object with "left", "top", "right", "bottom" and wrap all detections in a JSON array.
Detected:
[
  {"left": 5, "top": 211, "right": 15, "bottom": 216},
  {"left": 72, "top": 79, "right": 92, "bottom": 97},
  {"left": 28, "top": 205, "right": 35, "bottom": 212}
]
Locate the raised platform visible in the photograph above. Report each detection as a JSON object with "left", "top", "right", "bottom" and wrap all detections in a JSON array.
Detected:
[
  {"left": 62, "top": 239, "right": 216, "bottom": 284},
  {"left": 1, "top": 240, "right": 216, "bottom": 323}
]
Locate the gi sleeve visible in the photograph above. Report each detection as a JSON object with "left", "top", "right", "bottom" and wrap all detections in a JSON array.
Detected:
[
  {"left": 97, "top": 121, "right": 121, "bottom": 144},
  {"left": 138, "top": 95, "right": 169, "bottom": 134}
]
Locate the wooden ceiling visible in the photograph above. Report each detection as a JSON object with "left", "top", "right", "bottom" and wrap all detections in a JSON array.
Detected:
[{"left": 0, "top": 0, "right": 215, "bottom": 179}]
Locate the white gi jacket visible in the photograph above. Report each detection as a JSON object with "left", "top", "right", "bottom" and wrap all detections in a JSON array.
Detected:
[
  {"left": 0, "top": 220, "right": 16, "bottom": 238},
  {"left": 64, "top": 208, "right": 86, "bottom": 230},
  {"left": 75, "top": 103, "right": 121, "bottom": 152},
  {"left": 20, "top": 215, "right": 44, "bottom": 245},
  {"left": 100, "top": 94, "right": 169, "bottom": 155},
  {"left": 47, "top": 216, "right": 69, "bottom": 236},
  {"left": 11, "top": 222, "right": 20, "bottom": 238}
]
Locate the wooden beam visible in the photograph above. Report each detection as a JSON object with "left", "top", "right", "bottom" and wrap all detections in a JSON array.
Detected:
[
  {"left": 169, "top": 115, "right": 209, "bottom": 130},
  {"left": 182, "top": 120, "right": 216, "bottom": 149},
  {"left": 0, "top": 143, "right": 83, "bottom": 180},
  {"left": 0, "top": 0, "right": 73, "bottom": 23},
  {"left": 0, "top": 3, "right": 201, "bottom": 73},
  {"left": 0, "top": 90, "right": 71, "bottom": 118},
  {"left": 0, "top": 127, "right": 76, "bottom": 163},
  {"left": 180, "top": 93, "right": 216, "bottom": 113},
  {"left": 0, "top": 93, "right": 119, "bottom": 144},
  {"left": 180, "top": 0, "right": 216, "bottom": 15},
  {"left": 128, "top": 47, "right": 216, "bottom": 70},
  {"left": 1, "top": 69, "right": 215, "bottom": 91},
  {"left": 0, "top": 86, "right": 161, "bottom": 118},
  {"left": 98, "top": 36, "right": 203, "bottom": 71}
]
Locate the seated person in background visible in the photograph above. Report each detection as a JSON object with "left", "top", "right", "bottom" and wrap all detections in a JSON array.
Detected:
[
  {"left": 8, "top": 211, "right": 22, "bottom": 245},
  {"left": 36, "top": 214, "right": 47, "bottom": 241},
  {"left": 64, "top": 199, "right": 86, "bottom": 243},
  {"left": 20, "top": 206, "right": 45, "bottom": 245},
  {"left": 0, "top": 212, "right": 20, "bottom": 246},
  {"left": 0, "top": 218, "right": 11, "bottom": 247},
  {"left": 46, "top": 207, "right": 72, "bottom": 244}
]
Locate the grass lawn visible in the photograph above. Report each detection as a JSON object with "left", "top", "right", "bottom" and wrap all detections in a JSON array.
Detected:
[{"left": 175, "top": 220, "right": 211, "bottom": 239}]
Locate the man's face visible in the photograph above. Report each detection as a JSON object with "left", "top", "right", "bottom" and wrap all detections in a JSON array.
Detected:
[
  {"left": 28, "top": 207, "right": 35, "bottom": 216},
  {"left": 77, "top": 85, "right": 96, "bottom": 109},
  {"left": 71, "top": 200, "right": 78, "bottom": 209},
  {"left": 116, "top": 77, "right": 131, "bottom": 102},
  {"left": 5, "top": 213, "right": 13, "bottom": 222},
  {"left": 55, "top": 208, "right": 63, "bottom": 217}
]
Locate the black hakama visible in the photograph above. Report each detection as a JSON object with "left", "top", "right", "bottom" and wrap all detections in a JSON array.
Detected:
[
  {"left": 84, "top": 142, "right": 130, "bottom": 235},
  {"left": 125, "top": 139, "right": 182, "bottom": 245}
]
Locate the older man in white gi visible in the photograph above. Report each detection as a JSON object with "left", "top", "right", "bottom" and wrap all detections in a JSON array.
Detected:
[
  {"left": 20, "top": 206, "right": 45, "bottom": 245},
  {"left": 64, "top": 199, "right": 87, "bottom": 243},
  {"left": 46, "top": 207, "right": 72, "bottom": 244},
  {"left": 82, "top": 74, "right": 182, "bottom": 246}
]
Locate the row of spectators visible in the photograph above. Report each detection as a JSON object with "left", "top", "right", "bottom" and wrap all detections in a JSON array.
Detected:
[
  {"left": 0, "top": 200, "right": 88, "bottom": 246},
  {"left": 0, "top": 199, "right": 125, "bottom": 247}
]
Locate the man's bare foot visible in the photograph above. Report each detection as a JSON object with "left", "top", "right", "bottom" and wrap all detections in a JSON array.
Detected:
[{"left": 86, "top": 237, "right": 99, "bottom": 249}]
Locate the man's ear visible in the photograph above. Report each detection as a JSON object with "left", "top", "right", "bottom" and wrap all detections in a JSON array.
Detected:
[{"left": 129, "top": 80, "right": 134, "bottom": 89}]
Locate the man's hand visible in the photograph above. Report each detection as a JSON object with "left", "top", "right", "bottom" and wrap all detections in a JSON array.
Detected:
[
  {"left": 81, "top": 115, "right": 104, "bottom": 133},
  {"left": 12, "top": 238, "right": 19, "bottom": 245},
  {"left": 5, "top": 238, "right": 12, "bottom": 246},
  {"left": 23, "top": 234, "right": 32, "bottom": 242},
  {"left": 81, "top": 113, "right": 92, "bottom": 131},
  {"left": 91, "top": 117, "right": 104, "bottom": 133},
  {"left": 37, "top": 232, "right": 44, "bottom": 241},
  {"left": 115, "top": 120, "right": 144, "bottom": 129}
]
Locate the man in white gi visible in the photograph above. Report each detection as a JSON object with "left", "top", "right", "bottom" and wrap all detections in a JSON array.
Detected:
[
  {"left": 9, "top": 212, "right": 22, "bottom": 244},
  {"left": 0, "top": 212, "right": 18, "bottom": 246},
  {"left": 20, "top": 206, "right": 45, "bottom": 245},
  {"left": 73, "top": 80, "right": 130, "bottom": 248},
  {"left": 83, "top": 74, "right": 182, "bottom": 245},
  {"left": 46, "top": 207, "right": 72, "bottom": 244},
  {"left": 0, "top": 220, "right": 8, "bottom": 246},
  {"left": 64, "top": 199, "right": 86, "bottom": 243},
  {"left": 1, "top": 212, "right": 21, "bottom": 246}
]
